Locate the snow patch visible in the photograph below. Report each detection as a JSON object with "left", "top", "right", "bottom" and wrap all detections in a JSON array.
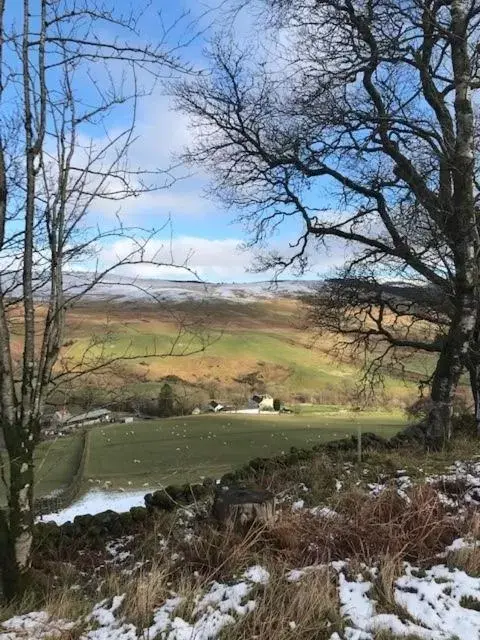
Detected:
[
  {"left": 0, "top": 566, "right": 270, "bottom": 640},
  {"left": 333, "top": 560, "right": 480, "bottom": 640},
  {"left": 39, "top": 490, "right": 147, "bottom": 524},
  {"left": 0, "top": 612, "right": 75, "bottom": 640}
]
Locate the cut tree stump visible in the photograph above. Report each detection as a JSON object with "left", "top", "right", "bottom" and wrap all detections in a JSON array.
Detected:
[{"left": 212, "top": 487, "right": 276, "bottom": 528}]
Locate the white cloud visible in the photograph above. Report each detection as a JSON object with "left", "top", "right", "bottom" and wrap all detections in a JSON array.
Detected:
[
  {"left": 101, "top": 236, "right": 251, "bottom": 281},
  {"left": 72, "top": 85, "right": 206, "bottom": 220},
  {"left": 99, "top": 235, "right": 349, "bottom": 282},
  {"left": 89, "top": 187, "right": 208, "bottom": 218}
]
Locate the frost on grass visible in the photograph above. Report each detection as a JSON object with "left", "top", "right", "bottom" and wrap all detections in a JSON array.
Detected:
[
  {"left": 0, "top": 612, "right": 75, "bottom": 640},
  {"left": 0, "top": 566, "right": 269, "bottom": 640}
]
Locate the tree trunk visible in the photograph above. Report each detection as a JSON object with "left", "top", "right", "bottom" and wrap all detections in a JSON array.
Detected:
[
  {"left": 425, "top": 294, "right": 476, "bottom": 450},
  {"left": 0, "top": 442, "right": 34, "bottom": 601},
  {"left": 213, "top": 487, "right": 276, "bottom": 529},
  {"left": 471, "top": 368, "right": 480, "bottom": 437},
  {"left": 467, "top": 355, "right": 480, "bottom": 436}
]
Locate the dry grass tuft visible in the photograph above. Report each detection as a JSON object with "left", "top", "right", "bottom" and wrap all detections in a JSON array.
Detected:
[
  {"left": 96, "top": 562, "right": 179, "bottom": 630},
  {"left": 179, "top": 522, "right": 266, "bottom": 580},
  {"left": 447, "top": 544, "right": 480, "bottom": 576},
  {"left": 0, "top": 590, "right": 39, "bottom": 624},
  {"left": 267, "top": 485, "right": 461, "bottom": 566},
  {"left": 373, "top": 553, "right": 405, "bottom": 613},
  {"left": 121, "top": 564, "right": 171, "bottom": 629},
  {"left": 221, "top": 564, "right": 340, "bottom": 640},
  {"left": 43, "top": 588, "right": 91, "bottom": 624}
]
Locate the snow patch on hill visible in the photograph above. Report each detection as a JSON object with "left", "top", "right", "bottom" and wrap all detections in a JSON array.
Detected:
[{"left": 56, "top": 273, "right": 319, "bottom": 303}]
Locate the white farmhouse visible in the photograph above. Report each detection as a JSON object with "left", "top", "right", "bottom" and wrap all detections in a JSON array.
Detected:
[{"left": 252, "top": 394, "right": 275, "bottom": 411}]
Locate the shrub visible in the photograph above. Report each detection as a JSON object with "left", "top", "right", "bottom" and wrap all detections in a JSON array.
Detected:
[
  {"left": 158, "top": 383, "right": 175, "bottom": 417},
  {"left": 406, "top": 395, "right": 472, "bottom": 423}
]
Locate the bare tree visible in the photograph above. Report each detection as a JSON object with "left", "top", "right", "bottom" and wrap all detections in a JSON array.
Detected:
[
  {"left": 306, "top": 273, "right": 480, "bottom": 432},
  {"left": 0, "top": 0, "right": 203, "bottom": 599},
  {"left": 175, "top": 0, "right": 480, "bottom": 449},
  {"left": 306, "top": 275, "right": 447, "bottom": 390}
]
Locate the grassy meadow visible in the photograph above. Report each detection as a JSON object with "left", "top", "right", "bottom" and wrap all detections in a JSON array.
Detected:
[
  {"left": 0, "top": 434, "right": 84, "bottom": 504},
  {"left": 84, "top": 411, "right": 405, "bottom": 489},
  {"left": 0, "top": 409, "right": 406, "bottom": 505},
  {"left": 0, "top": 296, "right": 424, "bottom": 504}
]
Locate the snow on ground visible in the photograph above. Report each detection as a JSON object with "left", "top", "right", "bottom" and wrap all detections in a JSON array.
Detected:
[
  {"left": 38, "top": 490, "right": 147, "bottom": 525},
  {"left": 285, "top": 556, "right": 480, "bottom": 640},
  {"left": 0, "top": 566, "right": 270, "bottom": 640},
  {"left": 426, "top": 459, "right": 480, "bottom": 508},
  {"left": 5, "top": 555, "right": 480, "bottom": 640},
  {"left": 0, "top": 612, "right": 75, "bottom": 639},
  {"left": 43, "top": 273, "right": 318, "bottom": 303},
  {"left": 11, "top": 458, "right": 480, "bottom": 638},
  {"left": 365, "top": 459, "right": 480, "bottom": 508},
  {"left": 328, "top": 561, "right": 480, "bottom": 640},
  {"left": 367, "top": 474, "right": 413, "bottom": 502}
]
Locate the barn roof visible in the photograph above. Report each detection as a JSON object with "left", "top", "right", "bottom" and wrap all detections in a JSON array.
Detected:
[{"left": 66, "top": 408, "right": 110, "bottom": 424}]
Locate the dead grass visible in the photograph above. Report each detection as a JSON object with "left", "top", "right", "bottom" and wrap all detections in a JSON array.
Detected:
[
  {"left": 373, "top": 554, "right": 405, "bottom": 614},
  {"left": 179, "top": 521, "right": 267, "bottom": 581},
  {"left": 121, "top": 564, "right": 171, "bottom": 629},
  {"left": 6, "top": 437, "right": 480, "bottom": 639},
  {"left": 43, "top": 589, "right": 90, "bottom": 625},
  {"left": 447, "top": 544, "right": 480, "bottom": 576},
  {"left": 267, "top": 485, "right": 462, "bottom": 566},
  {"left": 220, "top": 565, "right": 341, "bottom": 640},
  {"left": 0, "top": 591, "right": 39, "bottom": 624},
  {"left": 254, "top": 453, "right": 340, "bottom": 504},
  {"left": 0, "top": 563, "right": 89, "bottom": 626}
]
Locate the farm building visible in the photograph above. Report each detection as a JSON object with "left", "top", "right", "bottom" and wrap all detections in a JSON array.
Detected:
[
  {"left": 65, "top": 408, "right": 112, "bottom": 428},
  {"left": 207, "top": 400, "right": 225, "bottom": 413},
  {"left": 51, "top": 408, "right": 71, "bottom": 426},
  {"left": 251, "top": 394, "right": 275, "bottom": 411}
]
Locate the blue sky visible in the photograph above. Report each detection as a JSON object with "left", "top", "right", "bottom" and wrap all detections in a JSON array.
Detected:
[{"left": 82, "top": 0, "right": 348, "bottom": 282}]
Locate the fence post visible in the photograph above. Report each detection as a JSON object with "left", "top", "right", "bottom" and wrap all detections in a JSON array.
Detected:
[{"left": 357, "top": 420, "right": 362, "bottom": 464}]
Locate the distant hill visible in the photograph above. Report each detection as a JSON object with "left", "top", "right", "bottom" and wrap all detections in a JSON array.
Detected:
[{"left": 52, "top": 274, "right": 321, "bottom": 303}]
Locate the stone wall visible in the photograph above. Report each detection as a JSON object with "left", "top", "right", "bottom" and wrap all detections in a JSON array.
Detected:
[{"left": 34, "top": 429, "right": 90, "bottom": 517}]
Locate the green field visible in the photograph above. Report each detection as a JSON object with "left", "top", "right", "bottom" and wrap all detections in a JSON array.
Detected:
[
  {"left": 14, "top": 410, "right": 404, "bottom": 500},
  {"left": 0, "top": 434, "right": 84, "bottom": 505}
]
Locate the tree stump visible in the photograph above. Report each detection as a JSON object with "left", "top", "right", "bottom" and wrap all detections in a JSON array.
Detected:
[{"left": 212, "top": 487, "right": 276, "bottom": 528}]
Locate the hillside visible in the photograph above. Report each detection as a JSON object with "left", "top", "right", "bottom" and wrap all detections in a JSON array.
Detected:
[
  {"left": 56, "top": 295, "right": 424, "bottom": 409},
  {"left": 39, "top": 273, "right": 320, "bottom": 303}
]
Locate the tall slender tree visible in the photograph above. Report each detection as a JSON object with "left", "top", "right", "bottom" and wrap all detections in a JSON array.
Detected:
[{"left": 0, "top": 0, "right": 200, "bottom": 599}]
